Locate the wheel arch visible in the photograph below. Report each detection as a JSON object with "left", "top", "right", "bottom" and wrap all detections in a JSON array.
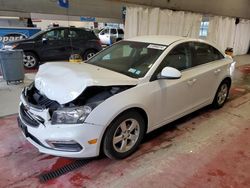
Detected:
[
  {"left": 23, "top": 50, "right": 40, "bottom": 61},
  {"left": 82, "top": 48, "right": 99, "bottom": 60},
  {"left": 211, "top": 76, "right": 232, "bottom": 108},
  {"left": 83, "top": 48, "right": 98, "bottom": 54},
  {"left": 116, "top": 38, "right": 122, "bottom": 42},
  {"left": 214, "top": 76, "right": 232, "bottom": 95},
  {"left": 222, "top": 77, "right": 232, "bottom": 88},
  {"left": 98, "top": 107, "right": 149, "bottom": 155}
]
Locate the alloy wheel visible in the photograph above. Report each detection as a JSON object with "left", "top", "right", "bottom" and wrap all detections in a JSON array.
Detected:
[
  {"left": 112, "top": 118, "right": 140, "bottom": 153},
  {"left": 23, "top": 55, "right": 36, "bottom": 68},
  {"left": 86, "top": 52, "right": 95, "bottom": 60},
  {"left": 217, "top": 83, "right": 228, "bottom": 105}
]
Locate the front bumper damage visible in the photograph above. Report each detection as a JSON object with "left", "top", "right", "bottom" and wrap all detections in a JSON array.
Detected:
[{"left": 18, "top": 90, "right": 104, "bottom": 158}]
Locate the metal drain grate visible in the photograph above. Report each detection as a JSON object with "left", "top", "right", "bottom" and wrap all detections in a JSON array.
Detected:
[{"left": 39, "top": 159, "right": 91, "bottom": 182}]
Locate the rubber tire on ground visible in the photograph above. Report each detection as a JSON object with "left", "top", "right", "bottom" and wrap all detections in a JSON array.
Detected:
[
  {"left": 83, "top": 49, "right": 97, "bottom": 60},
  {"left": 23, "top": 52, "right": 38, "bottom": 69},
  {"left": 103, "top": 111, "right": 146, "bottom": 160},
  {"left": 212, "top": 80, "right": 230, "bottom": 109},
  {"left": 116, "top": 38, "right": 122, "bottom": 42}
]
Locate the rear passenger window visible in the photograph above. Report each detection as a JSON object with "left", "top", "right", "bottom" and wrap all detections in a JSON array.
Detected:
[
  {"left": 69, "top": 30, "right": 79, "bottom": 38},
  {"left": 159, "top": 43, "right": 192, "bottom": 71},
  {"left": 118, "top": 29, "right": 124, "bottom": 34},
  {"left": 110, "top": 29, "right": 117, "bottom": 34},
  {"left": 84, "top": 30, "right": 97, "bottom": 39},
  {"left": 213, "top": 48, "right": 225, "bottom": 60},
  {"left": 192, "top": 42, "right": 224, "bottom": 67}
]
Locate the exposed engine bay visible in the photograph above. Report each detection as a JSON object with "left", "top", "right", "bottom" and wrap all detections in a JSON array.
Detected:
[{"left": 24, "top": 83, "right": 134, "bottom": 115}]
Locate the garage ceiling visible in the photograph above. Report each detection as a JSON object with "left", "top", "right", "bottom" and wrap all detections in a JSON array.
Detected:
[
  {"left": 0, "top": 0, "right": 249, "bottom": 21},
  {"left": 0, "top": 0, "right": 123, "bottom": 20},
  {"left": 123, "top": 0, "right": 250, "bottom": 19}
]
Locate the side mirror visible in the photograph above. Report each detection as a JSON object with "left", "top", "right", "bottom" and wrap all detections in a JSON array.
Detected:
[
  {"left": 158, "top": 67, "right": 182, "bottom": 79},
  {"left": 42, "top": 38, "right": 47, "bottom": 43}
]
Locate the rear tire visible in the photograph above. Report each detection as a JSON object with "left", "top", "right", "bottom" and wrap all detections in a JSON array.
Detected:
[
  {"left": 83, "top": 49, "right": 97, "bottom": 60},
  {"left": 212, "top": 80, "right": 230, "bottom": 109},
  {"left": 23, "top": 52, "right": 38, "bottom": 69},
  {"left": 116, "top": 38, "right": 122, "bottom": 42},
  {"left": 103, "top": 111, "right": 145, "bottom": 160}
]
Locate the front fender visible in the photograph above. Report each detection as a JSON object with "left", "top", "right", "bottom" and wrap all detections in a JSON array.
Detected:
[{"left": 84, "top": 85, "right": 150, "bottom": 128}]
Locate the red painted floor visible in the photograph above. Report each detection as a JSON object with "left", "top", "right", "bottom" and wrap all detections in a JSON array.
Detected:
[{"left": 0, "top": 64, "right": 249, "bottom": 188}]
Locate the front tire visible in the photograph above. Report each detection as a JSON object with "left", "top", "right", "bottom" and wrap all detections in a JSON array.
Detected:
[
  {"left": 23, "top": 52, "right": 38, "bottom": 69},
  {"left": 212, "top": 80, "right": 230, "bottom": 109},
  {"left": 103, "top": 111, "right": 146, "bottom": 159}
]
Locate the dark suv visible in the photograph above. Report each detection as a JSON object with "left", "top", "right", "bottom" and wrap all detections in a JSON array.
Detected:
[{"left": 4, "top": 27, "right": 102, "bottom": 68}]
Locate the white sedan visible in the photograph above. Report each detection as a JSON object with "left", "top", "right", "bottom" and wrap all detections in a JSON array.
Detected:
[{"left": 18, "top": 36, "right": 235, "bottom": 159}]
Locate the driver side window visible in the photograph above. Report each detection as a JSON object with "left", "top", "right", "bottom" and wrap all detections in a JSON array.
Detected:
[
  {"left": 151, "top": 43, "right": 192, "bottom": 81},
  {"left": 160, "top": 43, "right": 192, "bottom": 71},
  {"left": 100, "top": 29, "right": 109, "bottom": 35}
]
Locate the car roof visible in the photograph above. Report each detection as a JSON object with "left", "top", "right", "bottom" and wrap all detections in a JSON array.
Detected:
[
  {"left": 126, "top": 35, "right": 191, "bottom": 46},
  {"left": 48, "top": 27, "right": 86, "bottom": 30},
  {"left": 126, "top": 35, "right": 225, "bottom": 56}
]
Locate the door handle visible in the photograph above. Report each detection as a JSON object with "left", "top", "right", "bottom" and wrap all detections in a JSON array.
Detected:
[
  {"left": 187, "top": 78, "right": 197, "bottom": 86},
  {"left": 214, "top": 69, "right": 221, "bottom": 74}
]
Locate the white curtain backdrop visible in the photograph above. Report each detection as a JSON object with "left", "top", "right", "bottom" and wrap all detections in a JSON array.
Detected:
[
  {"left": 124, "top": 6, "right": 202, "bottom": 39},
  {"left": 233, "top": 19, "right": 250, "bottom": 55},
  {"left": 207, "top": 16, "right": 250, "bottom": 55},
  {"left": 207, "top": 16, "right": 236, "bottom": 53},
  {"left": 125, "top": 6, "right": 250, "bottom": 55}
]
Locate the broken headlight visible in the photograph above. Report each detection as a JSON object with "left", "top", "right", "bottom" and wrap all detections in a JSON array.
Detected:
[{"left": 51, "top": 106, "right": 92, "bottom": 124}]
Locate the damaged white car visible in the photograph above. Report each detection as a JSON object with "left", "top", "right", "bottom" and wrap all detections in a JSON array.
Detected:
[{"left": 18, "top": 36, "right": 235, "bottom": 159}]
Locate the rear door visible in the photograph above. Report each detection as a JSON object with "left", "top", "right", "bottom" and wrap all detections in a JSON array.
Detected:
[
  {"left": 35, "top": 28, "right": 69, "bottom": 61},
  {"left": 67, "top": 28, "right": 87, "bottom": 55},
  {"left": 188, "top": 42, "right": 226, "bottom": 108},
  {"left": 110, "top": 29, "right": 117, "bottom": 44}
]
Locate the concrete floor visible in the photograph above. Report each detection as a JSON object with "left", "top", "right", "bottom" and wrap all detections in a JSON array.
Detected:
[
  {"left": 0, "top": 55, "right": 250, "bottom": 188},
  {"left": 0, "top": 68, "right": 36, "bottom": 117}
]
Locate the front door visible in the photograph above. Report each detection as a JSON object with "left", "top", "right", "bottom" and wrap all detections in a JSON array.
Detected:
[{"left": 149, "top": 42, "right": 197, "bottom": 128}]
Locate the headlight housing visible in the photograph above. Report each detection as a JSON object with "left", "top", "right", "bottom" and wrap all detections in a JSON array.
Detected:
[{"left": 51, "top": 106, "right": 92, "bottom": 124}]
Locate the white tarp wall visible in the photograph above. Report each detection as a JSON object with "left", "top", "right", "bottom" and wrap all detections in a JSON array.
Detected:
[
  {"left": 207, "top": 16, "right": 250, "bottom": 55},
  {"left": 125, "top": 6, "right": 202, "bottom": 39},
  {"left": 125, "top": 6, "right": 250, "bottom": 56},
  {"left": 207, "top": 16, "right": 236, "bottom": 53},
  {"left": 233, "top": 19, "right": 250, "bottom": 55}
]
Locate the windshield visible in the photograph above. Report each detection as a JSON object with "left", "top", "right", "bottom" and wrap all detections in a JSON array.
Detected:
[
  {"left": 29, "top": 30, "right": 46, "bottom": 39},
  {"left": 87, "top": 41, "right": 166, "bottom": 78}
]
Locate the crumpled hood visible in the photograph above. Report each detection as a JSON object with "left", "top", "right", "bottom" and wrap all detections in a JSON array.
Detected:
[{"left": 35, "top": 62, "right": 138, "bottom": 104}]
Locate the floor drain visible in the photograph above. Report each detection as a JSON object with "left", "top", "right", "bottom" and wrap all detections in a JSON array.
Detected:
[{"left": 39, "top": 159, "right": 91, "bottom": 182}]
